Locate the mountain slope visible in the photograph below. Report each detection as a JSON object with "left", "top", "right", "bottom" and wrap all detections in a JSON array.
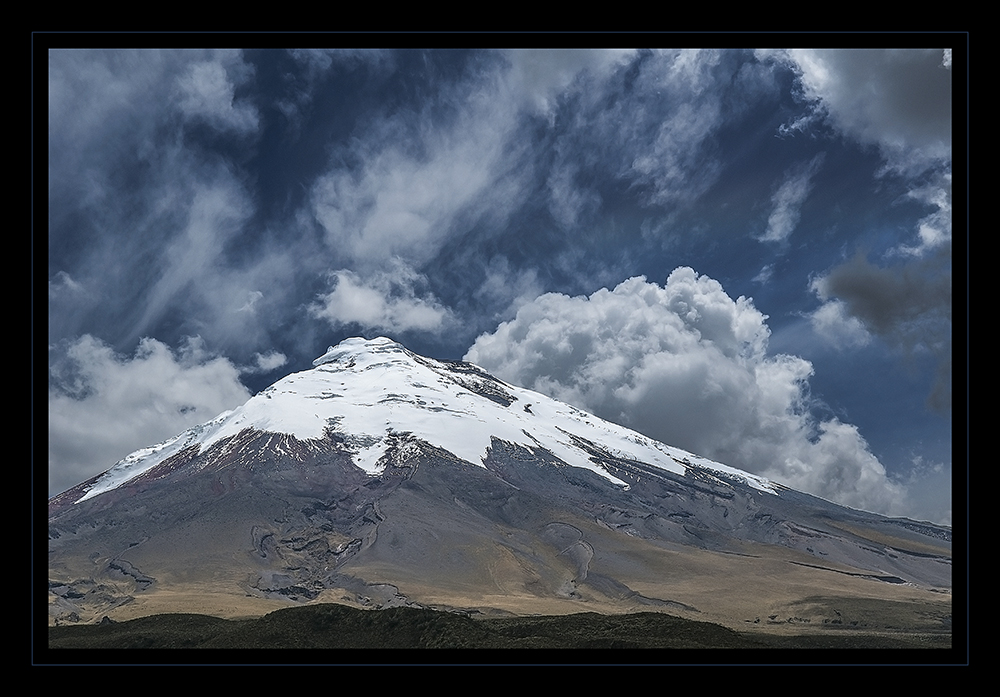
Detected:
[{"left": 48, "top": 337, "right": 951, "bottom": 629}]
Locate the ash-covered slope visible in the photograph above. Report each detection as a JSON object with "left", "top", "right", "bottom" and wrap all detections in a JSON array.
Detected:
[{"left": 48, "top": 337, "right": 952, "bottom": 625}]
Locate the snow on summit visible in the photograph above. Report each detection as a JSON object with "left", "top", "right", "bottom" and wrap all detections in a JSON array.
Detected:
[{"left": 68, "top": 337, "right": 778, "bottom": 503}]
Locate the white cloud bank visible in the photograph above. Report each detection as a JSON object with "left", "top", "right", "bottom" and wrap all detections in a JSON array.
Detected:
[
  {"left": 466, "top": 267, "right": 909, "bottom": 517},
  {"left": 48, "top": 335, "right": 252, "bottom": 496}
]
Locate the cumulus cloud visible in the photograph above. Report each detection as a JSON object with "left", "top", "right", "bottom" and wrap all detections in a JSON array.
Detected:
[
  {"left": 809, "top": 299, "right": 873, "bottom": 349},
  {"left": 466, "top": 268, "right": 908, "bottom": 515},
  {"left": 759, "top": 154, "right": 825, "bottom": 244},
  {"left": 310, "top": 261, "right": 454, "bottom": 334},
  {"left": 48, "top": 335, "right": 252, "bottom": 496}
]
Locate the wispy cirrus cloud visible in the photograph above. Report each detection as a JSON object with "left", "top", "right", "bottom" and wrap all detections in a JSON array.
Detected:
[
  {"left": 175, "top": 56, "right": 259, "bottom": 134},
  {"left": 47, "top": 49, "right": 283, "bottom": 359},
  {"left": 503, "top": 48, "right": 637, "bottom": 115},
  {"left": 758, "top": 153, "right": 825, "bottom": 244}
]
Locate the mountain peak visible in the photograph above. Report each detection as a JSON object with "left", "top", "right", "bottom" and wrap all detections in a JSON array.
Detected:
[
  {"left": 312, "top": 336, "right": 408, "bottom": 368},
  {"left": 57, "top": 337, "right": 780, "bottom": 508}
]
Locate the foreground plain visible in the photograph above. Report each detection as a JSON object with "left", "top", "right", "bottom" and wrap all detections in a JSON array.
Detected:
[{"left": 47, "top": 603, "right": 951, "bottom": 651}]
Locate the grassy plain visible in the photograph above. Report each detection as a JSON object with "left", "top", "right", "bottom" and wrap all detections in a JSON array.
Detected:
[{"left": 47, "top": 602, "right": 952, "bottom": 654}]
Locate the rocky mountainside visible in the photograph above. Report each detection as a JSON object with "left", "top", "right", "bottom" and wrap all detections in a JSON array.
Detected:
[{"left": 48, "top": 337, "right": 951, "bottom": 629}]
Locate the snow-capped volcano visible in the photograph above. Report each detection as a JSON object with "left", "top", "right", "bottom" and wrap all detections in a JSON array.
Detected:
[
  {"left": 48, "top": 337, "right": 951, "bottom": 628},
  {"left": 64, "top": 336, "right": 774, "bottom": 506}
]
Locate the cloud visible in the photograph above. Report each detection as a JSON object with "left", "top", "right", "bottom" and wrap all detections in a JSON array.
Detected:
[
  {"left": 242, "top": 350, "right": 288, "bottom": 374},
  {"left": 503, "top": 49, "right": 636, "bottom": 115},
  {"left": 126, "top": 172, "right": 257, "bottom": 339},
  {"left": 810, "top": 251, "right": 952, "bottom": 411},
  {"left": 526, "top": 49, "right": 770, "bottom": 243},
  {"left": 765, "top": 49, "right": 953, "bottom": 412},
  {"left": 466, "top": 268, "right": 909, "bottom": 516},
  {"left": 175, "top": 55, "right": 259, "bottom": 134},
  {"left": 541, "top": 49, "right": 781, "bottom": 219},
  {"left": 811, "top": 252, "right": 951, "bottom": 344},
  {"left": 623, "top": 50, "right": 728, "bottom": 207},
  {"left": 546, "top": 156, "right": 603, "bottom": 230},
  {"left": 901, "top": 456, "right": 952, "bottom": 526},
  {"left": 473, "top": 257, "right": 545, "bottom": 323},
  {"left": 758, "top": 154, "right": 825, "bottom": 243},
  {"left": 808, "top": 299, "right": 873, "bottom": 349},
  {"left": 277, "top": 49, "right": 395, "bottom": 137},
  {"left": 752, "top": 264, "right": 774, "bottom": 284},
  {"left": 48, "top": 271, "right": 86, "bottom": 301},
  {"left": 775, "top": 48, "right": 951, "bottom": 175},
  {"left": 309, "top": 261, "right": 454, "bottom": 334},
  {"left": 896, "top": 170, "right": 952, "bottom": 257},
  {"left": 237, "top": 290, "right": 264, "bottom": 313},
  {"left": 48, "top": 335, "right": 252, "bottom": 496},
  {"left": 308, "top": 65, "right": 523, "bottom": 271},
  {"left": 47, "top": 49, "right": 293, "bottom": 362}
]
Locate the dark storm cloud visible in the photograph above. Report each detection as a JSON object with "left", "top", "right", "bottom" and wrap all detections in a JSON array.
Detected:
[
  {"left": 812, "top": 249, "right": 952, "bottom": 411},
  {"left": 815, "top": 253, "right": 951, "bottom": 338}
]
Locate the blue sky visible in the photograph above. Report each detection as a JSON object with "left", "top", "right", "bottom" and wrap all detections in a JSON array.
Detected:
[{"left": 45, "top": 44, "right": 961, "bottom": 524}]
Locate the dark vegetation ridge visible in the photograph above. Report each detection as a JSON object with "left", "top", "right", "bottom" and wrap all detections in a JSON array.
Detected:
[{"left": 47, "top": 603, "right": 952, "bottom": 651}]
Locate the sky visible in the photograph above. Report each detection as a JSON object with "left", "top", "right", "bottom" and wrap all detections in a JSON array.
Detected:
[{"left": 44, "top": 43, "right": 962, "bottom": 525}]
